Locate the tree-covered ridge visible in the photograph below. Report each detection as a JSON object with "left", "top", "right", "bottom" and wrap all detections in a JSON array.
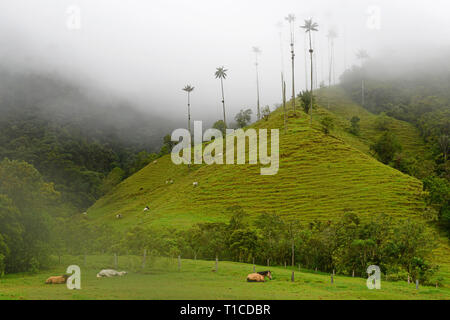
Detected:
[
  {"left": 339, "top": 60, "right": 450, "bottom": 232},
  {"left": 0, "top": 70, "right": 171, "bottom": 211}
]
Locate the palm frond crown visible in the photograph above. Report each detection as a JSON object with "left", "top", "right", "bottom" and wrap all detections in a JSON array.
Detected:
[
  {"left": 301, "top": 19, "right": 319, "bottom": 32},
  {"left": 182, "top": 85, "right": 194, "bottom": 93},
  {"left": 215, "top": 67, "right": 228, "bottom": 79}
]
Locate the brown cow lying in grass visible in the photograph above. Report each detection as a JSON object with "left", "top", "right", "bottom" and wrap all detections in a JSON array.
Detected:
[
  {"left": 247, "top": 271, "right": 272, "bottom": 282},
  {"left": 45, "top": 275, "right": 69, "bottom": 284}
]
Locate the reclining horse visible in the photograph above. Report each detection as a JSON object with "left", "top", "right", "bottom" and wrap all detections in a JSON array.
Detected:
[
  {"left": 246, "top": 271, "right": 272, "bottom": 282},
  {"left": 45, "top": 274, "right": 69, "bottom": 284}
]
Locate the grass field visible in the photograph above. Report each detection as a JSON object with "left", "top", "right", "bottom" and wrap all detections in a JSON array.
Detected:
[{"left": 1, "top": 255, "right": 449, "bottom": 300}]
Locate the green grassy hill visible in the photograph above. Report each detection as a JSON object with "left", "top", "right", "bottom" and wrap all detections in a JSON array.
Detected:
[
  {"left": 314, "top": 88, "right": 435, "bottom": 178},
  {"left": 86, "top": 89, "right": 428, "bottom": 231}
]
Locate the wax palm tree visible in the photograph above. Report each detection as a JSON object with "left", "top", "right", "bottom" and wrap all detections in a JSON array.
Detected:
[
  {"left": 182, "top": 85, "right": 194, "bottom": 136},
  {"left": 327, "top": 29, "right": 338, "bottom": 87},
  {"left": 252, "top": 47, "right": 262, "bottom": 120},
  {"left": 356, "top": 49, "right": 369, "bottom": 107},
  {"left": 301, "top": 18, "right": 319, "bottom": 125},
  {"left": 285, "top": 14, "right": 297, "bottom": 114},
  {"left": 276, "top": 21, "right": 286, "bottom": 122},
  {"left": 215, "top": 67, "right": 228, "bottom": 129}
]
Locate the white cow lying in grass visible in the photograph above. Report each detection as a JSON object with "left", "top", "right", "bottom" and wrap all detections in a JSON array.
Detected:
[{"left": 96, "top": 269, "right": 128, "bottom": 278}]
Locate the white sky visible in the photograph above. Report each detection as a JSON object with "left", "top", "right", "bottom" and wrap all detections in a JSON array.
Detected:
[{"left": 1, "top": 0, "right": 449, "bottom": 123}]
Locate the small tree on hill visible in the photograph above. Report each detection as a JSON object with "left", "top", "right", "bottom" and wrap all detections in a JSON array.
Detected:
[
  {"left": 212, "top": 120, "right": 226, "bottom": 135},
  {"left": 235, "top": 109, "right": 253, "bottom": 128},
  {"left": 321, "top": 116, "right": 334, "bottom": 134},
  {"left": 261, "top": 106, "right": 271, "bottom": 121},
  {"left": 350, "top": 116, "right": 361, "bottom": 135},
  {"left": 370, "top": 131, "right": 402, "bottom": 164},
  {"left": 298, "top": 90, "right": 316, "bottom": 114}
]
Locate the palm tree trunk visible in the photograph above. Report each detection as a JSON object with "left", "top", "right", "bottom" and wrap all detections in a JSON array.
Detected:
[
  {"left": 187, "top": 92, "right": 191, "bottom": 136},
  {"left": 282, "top": 77, "right": 287, "bottom": 134},
  {"left": 255, "top": 59, "right": 261, "bottom": 120},
  {"left": 220, "top": 78, "right": 227, "bottom": 129},
  {"left": 291, "top": 43, "right": 296, "bottom": 114},
  {"left": 309, "top": 31, "right": 314, "bottom": 125}
]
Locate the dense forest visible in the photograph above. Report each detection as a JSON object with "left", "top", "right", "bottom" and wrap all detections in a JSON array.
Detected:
[{"left": 0, "top": 69, "right": 174, "bottom": 212}]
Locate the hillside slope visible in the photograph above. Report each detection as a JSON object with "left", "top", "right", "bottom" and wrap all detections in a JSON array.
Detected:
[{"left": 86, "top": 91, "right": 427, "bottom": 230}]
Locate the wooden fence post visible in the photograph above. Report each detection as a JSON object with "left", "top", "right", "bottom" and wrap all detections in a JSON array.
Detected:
[
  {"left": 267, "top": 259, "right": 269, "bottom": 267},
  {"left": 298, "top": 264, "right": 301, "bottom": 271},
  {"left": 416, "top": 279, "right": 419, "bottom": 290},
  {"left": 284, "top": 261, "right": 287, "bottom": 268},
  {"left": 407, "top": 274, "right": 410, "bottom": 284},
  {"left": 352, "top": 270, "right": 355, "bottom": 277},
  {"left": 142, "top": 249, "right": 147, "bottom": 269},
  {"left": 215, "top": 256, "right": 218, "bottom": 272},
  {"left": 291, "top": 271, "right": 295, "bottom": 282},
  {"left": 331, "top": 274, "right": 334, "bottom": 284},
  {"left": 178, "top": 255, "right": 181, "bottom": 271},
  {"left": 114, "top": 253, "right": 118, "bottom": 269}
]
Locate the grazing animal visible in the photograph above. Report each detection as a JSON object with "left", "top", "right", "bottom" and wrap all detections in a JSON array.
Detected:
[
  {"left": 143, "top": 206, "right": 150, "bottom": 212},
  {"left": 82, "top": 212, "right": 87, "bottom": 215},
  {"left": 116, "top": 214, "right": 122, "bottom": 219},
  {"left": 246, "top": 271, "right": 272, "bottom": 282},
  {"left": 96, "top": 269, "right": 128, "bottom": 278},
  {"left": 193, "top": 182, "right": 198, "bottom": 187},
  {"left": 46, "top": 275, "right": 69, "bottom": 284}
]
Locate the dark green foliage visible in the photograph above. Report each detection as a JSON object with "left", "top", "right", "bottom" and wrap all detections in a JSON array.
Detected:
[
  {"left": 0, "top": 70, "right": 168, "bottom": 211},
  {"left": 320, "top": 116, "right": 334, "bottom": 134},
  {"left": 298, "top": 90, "right": 316, "bottom": 114},
  {"left": 370, "top": 131, "right": 402, "bottom": 164},
  {"left": 423, "top": 176, "right": 450, "bottom": 232},
  {"left": 212, "top": 120, "right": 226, "bottom": 134},
  {"left": 349, "top": 116, "right": 361, "bottom": 135},
  {"left": 0, "top": 159, "right": 58, "bottom": 274},
  {"left": 235, "top": 109, "right": 253, "bottom": 128},
  {"left": 340, "top": 61, "right": 449, "bottom": 183},
  {"left": 374, "top": 113, "right": 392, "bottom": 131},
  {"left": 261, "top": 106, "right": 271, "bottom": 121},
  {"left": 159, "top": 134, "right": 176, "bottom": 156},
  {"left": 110, "top": 209, "right": 438, "bottom": 283}
]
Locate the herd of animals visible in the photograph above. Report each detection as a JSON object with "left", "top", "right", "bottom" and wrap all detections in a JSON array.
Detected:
[{"left": 45, "top": 269, "right": 272, "bottom": 284}]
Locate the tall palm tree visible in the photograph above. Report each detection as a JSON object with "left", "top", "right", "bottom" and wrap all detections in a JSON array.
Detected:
[
  {"left": 327, "top": 29, "right": 338, "bottom": 87},
  {"left": 276, "top": 21, "right": 286, "bottom": 121},
  {"left": 252, "top": 47, "right": 262, "bottom": 120},
  {"left": 182, "top": 85, "right": 194, "bottom": 136},
  {"left": 356, "top": 49, "right": 369, "bottom": 107},
  {"left": 285, "top": 14, "right": 296, "bottom": 114},
  {"left": 215, "top": 67, "right": 228, "bottom": 129},
  {"left": 301, "top": 18, "right": 319, "bottom": 125}
]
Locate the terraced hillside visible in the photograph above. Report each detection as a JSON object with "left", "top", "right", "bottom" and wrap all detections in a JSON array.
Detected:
[
  {"left": 86, "top": 90, "right": 427, "bottom": 231},
  {"left": 315, "top": 88, "right": 435, "bottom": 178}
]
